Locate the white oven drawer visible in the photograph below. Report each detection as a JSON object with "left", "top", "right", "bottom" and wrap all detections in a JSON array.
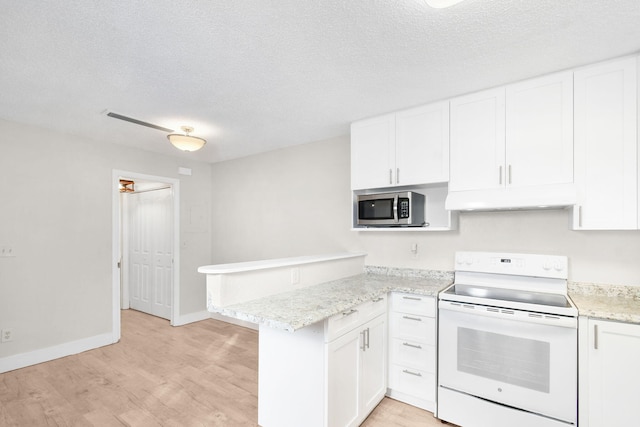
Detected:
[
  {"left": 390, "top": 293, "right": 435, "bottom": 317},
  {"left": 389, "top": 312, "right": 435, "bottom": 344},
  {"left": 325, "top": 294, "right": 386, "bottom": 342},
  {"left": 389, "top": 364, "right": 435, "bottom": 402},
  {"left": 389, "top": 338, "right": 435, "bottom": 372}
]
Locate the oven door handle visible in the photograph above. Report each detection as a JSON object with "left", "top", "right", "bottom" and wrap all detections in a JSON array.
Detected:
[{"left": 439, "top": 301, "right": 577, "bottom": 328}]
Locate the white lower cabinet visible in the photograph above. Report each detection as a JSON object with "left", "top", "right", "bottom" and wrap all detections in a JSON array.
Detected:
[
  {"left": 386, "top": 292, "right": 437, "bottom": 412},
  {"left": 579, "top": 318, "right": 640, "bottom": 427},
  {"left": 258, "top": 296, "right": 387, "bottom": 427}
]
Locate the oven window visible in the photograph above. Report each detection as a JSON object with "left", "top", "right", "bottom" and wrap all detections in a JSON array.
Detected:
[{"left": 457, "top": 327, "right": 550, "bottom": 393}]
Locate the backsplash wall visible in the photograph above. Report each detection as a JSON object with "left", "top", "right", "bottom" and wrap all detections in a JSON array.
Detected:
[{"left": 211, "top": 135, "right": 640, "bottom": 286}]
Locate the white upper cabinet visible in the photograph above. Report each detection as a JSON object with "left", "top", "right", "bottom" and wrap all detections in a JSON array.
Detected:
[
  {"left": 395, "top": 102, "right": 449, "bottom": 186},
  {"left": 449, "top": 87, "right": 506, "bottom": 192},
  {"left": 351, "top": 114, "right": 395, "bottom": 190},
  {"left": 450, "top": 71, "right": 574, "bottom": 193},
  {"left": 506, "top": 70, "right": 574, "bottom": 187},
  {"left": 351, "top": 101, "right": 449, "bottom": 190},
  {"left": 573, "top": 56, "right": 638, "bottom": 230}
]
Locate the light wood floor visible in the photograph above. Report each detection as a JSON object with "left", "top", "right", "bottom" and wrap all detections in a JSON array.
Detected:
[{"left": 0, "top": 310, "right": 447, "bottom": 426}]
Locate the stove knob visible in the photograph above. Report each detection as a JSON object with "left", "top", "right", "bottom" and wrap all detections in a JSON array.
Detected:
[
  {"left": 542, "top": 260, "right": 552, "bottom": 270},
  {"left": 465, "top": 256, "right": 473, "bottom": 266},
  {"left": 553, "top": 261, "right": 564, "bottom": 272}
]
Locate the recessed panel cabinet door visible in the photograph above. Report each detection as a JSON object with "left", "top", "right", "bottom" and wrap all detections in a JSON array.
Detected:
[
  {"left": 587, "top": 319, "right": 640, "bottom": 426},
  {"left": 360, "top": 314, "right": 387, "bottom": 417},
  {"left": 351, "top": 114, "right": 395, "bottom": 190},
  {"left": 327, "top": 328, "right": 361, "bottom": 427},
  {"left": 573, "top": 56, "right": 638, "bottom": 230},
  {"left": 505, "top": 70, "right": 574, "bottom": 187},
  {"left": 449, "top": 87, "right": 506, "bottom": 192},
  {"left": 396, "top": 102, "right": 449, "bottom": 185}
]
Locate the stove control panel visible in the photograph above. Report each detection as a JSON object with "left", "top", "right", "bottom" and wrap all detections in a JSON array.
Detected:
[{"left": 455, "top": 251, "right": 568, "bottom": 279}]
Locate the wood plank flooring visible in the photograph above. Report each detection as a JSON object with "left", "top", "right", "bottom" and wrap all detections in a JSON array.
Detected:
[{"left": 0, "top": 310, "right": 446, "bottom": 426}]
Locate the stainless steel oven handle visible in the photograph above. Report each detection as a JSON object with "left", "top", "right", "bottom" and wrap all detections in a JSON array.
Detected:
[{"left": 393, "top": 195, "right": 399, "bottom": 223}]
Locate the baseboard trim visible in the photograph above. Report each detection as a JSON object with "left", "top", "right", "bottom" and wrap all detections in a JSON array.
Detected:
[
  {"left": 0, "top": 333, "right": 115, "bottom": 374},
  {"left": 210, "top": 312, "right": 258, "bottom": 330},
  {"left": 172, "top": 310, "right": 211, "bottom": 326}
]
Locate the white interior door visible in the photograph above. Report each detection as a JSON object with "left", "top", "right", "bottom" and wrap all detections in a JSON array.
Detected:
[{"left": 127, "top": 188, "right": 173, "bottom": 320}]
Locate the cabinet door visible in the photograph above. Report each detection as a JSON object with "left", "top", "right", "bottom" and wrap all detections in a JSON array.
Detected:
[
  {"left": 588, "top": 319, "right": 640, "bottom": 426},
  {"left": 396, "top": 101, "right": 449, "bottom": 185},
  {"left": 450, "top": 87, "right": 506, "bottom": 192},
  {"left": 573, "top": 56, "right": 638, "bottom": 230},
  {"left": 327, "top": 328, "right": 361, "bottom": 427},
  {"left": 360, "top": 314, "right": 387, "bottom": 417},
  {"left": 505, "top": 70, "right": 574, "bottom": 187},
  {"left": 351, "top": 114, "right": 395, "bottom": 190}
]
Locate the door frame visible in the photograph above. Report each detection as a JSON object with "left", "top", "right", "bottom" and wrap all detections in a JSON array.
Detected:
[{"left": 111, "top": 169, "right": 180, "bottom": 341}]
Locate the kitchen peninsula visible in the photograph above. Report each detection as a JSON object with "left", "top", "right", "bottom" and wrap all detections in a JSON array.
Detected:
[{"left": 200, "top": 254, "right": 452, "bottom": 427}]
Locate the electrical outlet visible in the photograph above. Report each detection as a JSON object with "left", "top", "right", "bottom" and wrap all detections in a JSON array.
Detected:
[
  {"left": 291, "top": 267, "right": 300, "bottom": 285},
  {"left": 0, "top": 246, "right": 15, "bottom": 257},
  {"left": 1, "top": 329, "right": 14, "bottom": 343}
]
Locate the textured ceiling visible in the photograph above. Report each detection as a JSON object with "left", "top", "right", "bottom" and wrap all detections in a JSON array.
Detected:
[{"left": 1, "top": 0, "right": 640, "bottom": 163}]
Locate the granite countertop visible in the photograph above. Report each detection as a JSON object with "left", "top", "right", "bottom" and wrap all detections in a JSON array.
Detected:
[
  {"left": 208, "top": 265, "right": 640, "bottom": 331},
  {"left": 208, "top": 268, "right": 453, "bottom": 332},
  {"left": 569, "top": 282, "right": 640, "bottom": 325}
]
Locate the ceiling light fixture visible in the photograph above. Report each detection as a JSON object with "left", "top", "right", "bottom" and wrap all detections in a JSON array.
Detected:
[
  {"left": 167, "top": 126, "right": 206, "bottom": 152},
  {"left": 425, "top": 0, "right": 466, "bottom": 8}
]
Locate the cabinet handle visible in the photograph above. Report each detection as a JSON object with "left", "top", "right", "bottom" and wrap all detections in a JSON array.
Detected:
[
  {"left": 578, "top": 205, "right": 583, "bottom": 228},
  {"left": 342, "top": 309, "right": 358, "bottom": 317},
  {"left": 402, "top": 342, "right": 422, "bottom": 350},
  {"left": 499, "top": 165, "right": 503, "bottom": 185},
  {"left": 402, "top": 315, "right": 422, "bottom": 322},
  {"left": 402, "top": 369, "right": 422, "bottom": 377},
  {"left": 594, "top": 324, "right": 598, "bottom": 350},
  {"left": 365, "top": 327, "right": 370, "bottom": 349},
  {"left": 361, "top": 330, "right": 366, "bottom": 352},
  {"left": 396, "top": 168, "right": 400, "bottom": 184},
  {"left": 402, "top": 296, "right": 422, "bottom": 301},
  {"left": 389, "top": 169, "right": 393, "bottom": 185},
  {"left": 508, "top": 164, "right": 512, "bottom": 184}
]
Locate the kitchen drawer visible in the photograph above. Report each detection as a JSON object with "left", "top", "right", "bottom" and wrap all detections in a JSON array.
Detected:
[
  {"left": 388, "top": 364, "right": 435, "bottom": 402},
  {"left": 325, "top": 294, "right": 386, "bottom": 342},
  {"left": 389, "top": 338, "right": 435, "bottom": 373},
  {"left": 389, "top": 312, "right": 435, "bottom": 344},
  {"left": 390, "top": 293, "right": 435, "bottom": 317}
]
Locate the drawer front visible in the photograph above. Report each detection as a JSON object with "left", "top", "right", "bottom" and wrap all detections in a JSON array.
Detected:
[
  {"left": 390, "top": 293, "right": 435, "bottom": 317},
  {"left": 326, "top": 308, "right": 362, "bottom": 341},
  {"left": 326, "top": 294, "right": 387, "bottom": 342},
  {"left": 388, "top": 365, "right": 435, "bottom": 402},
  {"left": 389, "top": 338, "right": 435, "bottom": 373},
  {"left": 389, "top": 312, "right": 435, "bottom": 344}
]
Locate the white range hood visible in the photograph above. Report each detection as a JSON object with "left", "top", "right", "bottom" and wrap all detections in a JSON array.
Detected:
[{"left": 445, "top": 183, "right": 578, "bottom": 211}]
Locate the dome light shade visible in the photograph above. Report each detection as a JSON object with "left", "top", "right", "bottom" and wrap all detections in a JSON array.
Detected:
[
  {"left": 167, "top": 126, "right": 206, "bottom": 151},
  {"left": 425, "top": 0, "right": 466, "bottom": 8}
]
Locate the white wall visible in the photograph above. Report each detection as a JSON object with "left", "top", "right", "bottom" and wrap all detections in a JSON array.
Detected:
[
  {"left": 0, "top": 119, "right": 212, "bottom": 362},
  {"left": 211, "top": 135, "right": 640, "bottom": 286},
  {"left": 211, "top": 135, "right": 360, "bottom": 262}
]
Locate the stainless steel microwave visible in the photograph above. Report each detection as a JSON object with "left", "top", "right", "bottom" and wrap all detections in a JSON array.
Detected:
[{"left": 356, "top": 191, "right": 426, "bottom": 227}]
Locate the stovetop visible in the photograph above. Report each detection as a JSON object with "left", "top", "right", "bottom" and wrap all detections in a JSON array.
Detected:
[{"left": 440, "top": 251, "right": 578, "bottom": 317}]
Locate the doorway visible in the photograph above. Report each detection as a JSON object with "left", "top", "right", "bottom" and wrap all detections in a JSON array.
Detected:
[{"left": 112, "top": 170, "right": 180, "bottom": 342}]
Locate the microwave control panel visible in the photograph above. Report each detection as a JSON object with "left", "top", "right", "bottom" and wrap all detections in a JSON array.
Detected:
[{"left": 399, "top": 198, "right": 409, "bottom": 218}]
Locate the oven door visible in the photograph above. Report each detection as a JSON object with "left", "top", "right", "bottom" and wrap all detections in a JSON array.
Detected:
[{"left": 438, "top": 301, "right": 577, "bottom": 424}]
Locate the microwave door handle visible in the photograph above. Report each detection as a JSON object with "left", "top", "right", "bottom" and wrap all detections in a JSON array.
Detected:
[{"left": 393, "top": 195, "right": 399, "bottom": 223}]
